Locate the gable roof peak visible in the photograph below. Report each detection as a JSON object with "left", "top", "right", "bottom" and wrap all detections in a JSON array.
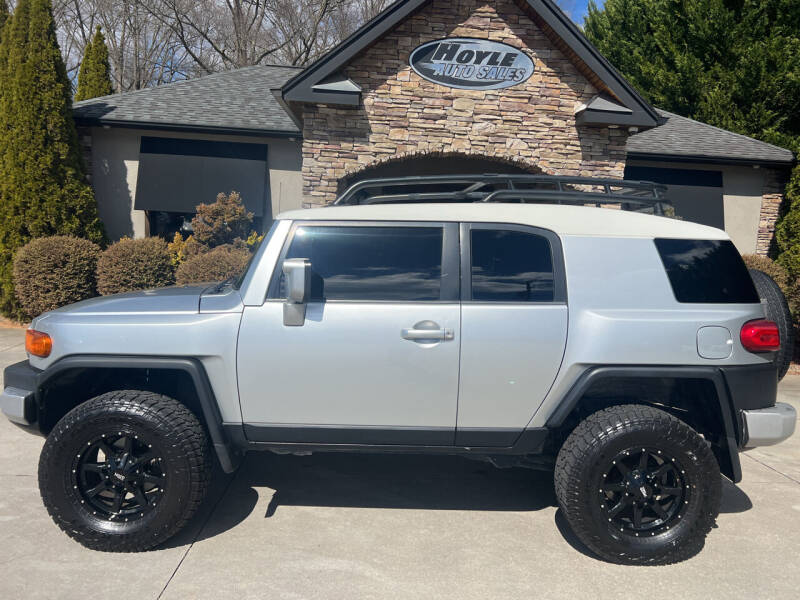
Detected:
[{"left": 281, "top": 0, "right": 659, "bottom": 128}]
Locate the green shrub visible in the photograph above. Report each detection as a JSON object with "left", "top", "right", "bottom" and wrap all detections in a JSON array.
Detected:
[
  {"left": 190, "top": 191, "right": 254, "bottom": 251},
  {"left": 775, "top": 163, "right": 800, "bottom": 278},
  {"left": 97, "top": 237, "right": 175, "bottom": 295},
  {"left": 175, "top": 246, "right": 252, "bottom": 286},
  {"left": 742, "top": 253, "right": 799, "bottom": 317},
  {"left": 12, "top": 236, "right": 100, "bottom": 318}
]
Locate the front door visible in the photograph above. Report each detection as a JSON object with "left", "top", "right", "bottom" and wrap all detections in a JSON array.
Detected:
[{"left": 237, "top": 221, "right": 461, "bottom": 445}]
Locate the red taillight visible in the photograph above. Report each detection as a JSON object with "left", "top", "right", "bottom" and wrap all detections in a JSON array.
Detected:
[{"left": 740, "top": 320, "right": 780, "bottom": 353}]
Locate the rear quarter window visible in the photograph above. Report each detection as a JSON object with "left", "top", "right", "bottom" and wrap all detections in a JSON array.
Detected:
[{"left": 654, "top": 239, "right": 759, "bottom": 303}]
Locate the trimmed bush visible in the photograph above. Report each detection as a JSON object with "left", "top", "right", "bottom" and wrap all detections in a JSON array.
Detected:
[
  {"left": 176, "top": 246, "right": 251, "bottom": 286},
  {"left": 191, "top": 191, "right": 254, "bottom": 250},
  {"left": 743, "top": 253, "right": 799, "bottom": 317},
  {"left": 13, "top": 236, "right": 100, "bottom": 318},
  {"left": 97, "top": 237, "right": 175, "bottom": 295}
]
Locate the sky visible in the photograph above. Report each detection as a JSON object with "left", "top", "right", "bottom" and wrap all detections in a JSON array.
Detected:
[{"left": 555, "top": 0, "right": 605, "bottom": 23}]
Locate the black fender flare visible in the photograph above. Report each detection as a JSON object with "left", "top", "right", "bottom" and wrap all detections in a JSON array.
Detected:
[
  {"left": 545, "top": 366, "right": 742, "bottom": 483},
  {"left": 36, "top": 355, "right": 241, "bottom": 473}
]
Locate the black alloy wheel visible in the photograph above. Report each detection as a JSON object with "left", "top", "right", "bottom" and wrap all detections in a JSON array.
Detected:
[
  {"left": 39, "top": 390, "right": 211, "bottom": 552},
  {"left": 599, "top": 447, "right": 688, "bottom": 537},
  {"left": 555, "top": 404, "right": 721, "bottom": 565},
  {"left": 74, "top": 432, "right": 166, "bottom": 522}
]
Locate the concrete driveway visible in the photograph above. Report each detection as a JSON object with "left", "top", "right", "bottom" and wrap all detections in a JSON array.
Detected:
[{"left": 1, "top": 325, "right": 798, "bottom": 599}]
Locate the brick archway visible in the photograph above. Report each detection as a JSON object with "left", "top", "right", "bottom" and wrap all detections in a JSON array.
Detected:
[{"left": 338, "top": 151, "right": 545, "bottom": 196}]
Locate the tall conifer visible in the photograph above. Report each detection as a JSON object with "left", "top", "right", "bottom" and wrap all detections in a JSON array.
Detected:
[
  {"left": 75, "top": 26, "right": 114, "bottom": 101},
  {"left": 0, "top": 0, "right": 104, "bottom": 318},
  {"left": 0, "top": 1, "right": 10, "bottom": 34}
]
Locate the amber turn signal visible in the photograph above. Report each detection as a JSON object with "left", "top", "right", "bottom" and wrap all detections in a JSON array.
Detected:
[{"left": 26, "top": 329, "right": 52, "bottom": 358}]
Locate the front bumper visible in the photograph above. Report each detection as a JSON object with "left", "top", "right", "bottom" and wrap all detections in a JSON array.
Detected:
[
  {"left": 1, "top": 360, "right": 40, "bottom": 426},
  {"left": 743, "top": 402, "right": 797, "bottom": 448},
  {"left": 0, "top": 386, "right": 36, "bottom": 425}
]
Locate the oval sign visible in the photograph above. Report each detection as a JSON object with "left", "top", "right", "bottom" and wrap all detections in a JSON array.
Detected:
[{"left": 409, "top": 38, "right": 534, "bottom": 91}]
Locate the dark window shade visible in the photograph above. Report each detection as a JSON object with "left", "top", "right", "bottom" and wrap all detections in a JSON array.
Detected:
[
  {"left": 134, "top": 137, "right": 268, "bottom": 216},
  {"left": 281, "top": 226, "right": 444, "bottom": 302},
  {"left": 624, "top": 166, "right": 723, "bottom": 188},
  {"left": 140, "top": 137, "right": 268, "bottom": 160},
  {"left": 655, "top": 239, "right": 759, "bottom": 303}
]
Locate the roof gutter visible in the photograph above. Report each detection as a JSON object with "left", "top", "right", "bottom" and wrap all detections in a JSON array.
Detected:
[
  {"left": 627, "top": 152, "right": 796, "bottom": 170},
  {"left": 73, "top": 117, "right": 301, "bottom": 140}
]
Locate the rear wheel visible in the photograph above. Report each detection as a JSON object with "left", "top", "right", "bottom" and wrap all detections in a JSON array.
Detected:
[
  {"left": 39, "top": 390, "right": 211, "bottom": 552},
  {"left": 749, "top": 268, "right": 793, "bottom": 380},
  {"left": 554, "top": 405, "right": 721, "bottom": 564}
]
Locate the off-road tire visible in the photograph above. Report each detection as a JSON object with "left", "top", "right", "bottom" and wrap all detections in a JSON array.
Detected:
[
  {"left": 749, "top": 268, "right": 793, "bottom": 380},
  {"left": 554, "top": 405, "right": 721, "bottom": 565},
  {"left": 39, "top": 390, "right": 211, "bottom": 552}
]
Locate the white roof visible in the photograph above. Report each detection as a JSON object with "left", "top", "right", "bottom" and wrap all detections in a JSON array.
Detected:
[{"left": 277, "top": 204, "right": 728, "bottom": 240}]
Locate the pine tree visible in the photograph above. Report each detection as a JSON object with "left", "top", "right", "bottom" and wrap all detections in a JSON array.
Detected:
[
  {"left": 0, "top": 1, "right": 9, "bottom": 72},
  {"left": 585, "top": 0, "right": 800, "bottom": 273},
  {"left": 75, "top": 34, "right": 93, "bottom": 101},
  {"left": 0, "top": 1, "right": 9, "bottom": 34},
  {"left": 75, "top": 26, "right": 114, "bottom": 101},
  {"left": 0, "top": 0, "right": 105, "bottom": 318}
]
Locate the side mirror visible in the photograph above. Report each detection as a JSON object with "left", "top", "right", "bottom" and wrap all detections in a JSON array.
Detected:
[{"left": 283, "top": 258, "right": 311, "bottom": 326}]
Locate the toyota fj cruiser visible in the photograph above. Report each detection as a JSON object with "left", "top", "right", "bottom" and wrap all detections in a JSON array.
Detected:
[{"left": 2, "top": 175, "right": 796, "bottom": 564}]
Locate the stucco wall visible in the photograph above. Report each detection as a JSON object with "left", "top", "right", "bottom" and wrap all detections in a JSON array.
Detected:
[
  {"left": 626, "top": 158, "right": 787, "bottom": 255},
  {"left": 90, "top": 128, "right": 146, "bottom": 240},
  {"left": 300, "top": 0, "right": 631, "bottom": 205},
  {"left": 88, "top": 127, "right": 303, "bottom": 240}
]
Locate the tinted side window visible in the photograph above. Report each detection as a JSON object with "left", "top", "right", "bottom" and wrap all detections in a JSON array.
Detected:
[
  {"left": 282, "top": 226, "right": 443, "bottom": 301},
  {"left": 471, "top": 229, "right": 554, "bottom": 302},
  {"left": 654, "top": 238, "right": 759, "bottom": 303}
]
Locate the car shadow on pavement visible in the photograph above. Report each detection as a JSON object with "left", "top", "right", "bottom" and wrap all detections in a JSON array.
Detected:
[
  {"left": 256, "top": 452, "right": 559, "bottom": 515},
  {"left": 163, "top": 452, "right": 753, "bottom": 558},
  {"left": 163, "top": 451, "right": 557, "bottom": 548}
]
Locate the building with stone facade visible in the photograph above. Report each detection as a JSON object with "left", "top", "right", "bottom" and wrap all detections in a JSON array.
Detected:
[{"left": 73, "top": 0, "right": 794, "bottom": 255}]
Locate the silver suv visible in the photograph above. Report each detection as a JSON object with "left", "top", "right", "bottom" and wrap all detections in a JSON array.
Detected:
[{"left": 1, "top": 176, "right": 795, "bottom": 564}]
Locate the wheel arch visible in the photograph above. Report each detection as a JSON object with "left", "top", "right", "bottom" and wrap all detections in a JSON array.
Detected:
[
  {"left": 35, "top": 355, "right": 241, "bottom": 473},
  {"left": 546, "top": 366, "right": 742, "bottom": 483}
]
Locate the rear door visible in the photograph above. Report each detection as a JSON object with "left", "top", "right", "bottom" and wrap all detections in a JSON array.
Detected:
[
  {"left": 237, "top": 221, "right": 461, "bottom": 445},
  {"left": 456, "top": 223, "right": 568, "bottom": 446}
]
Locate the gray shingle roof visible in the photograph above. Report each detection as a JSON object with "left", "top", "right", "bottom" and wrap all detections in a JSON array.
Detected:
[
  {"left": 627, "top": 109, "right": 794, "bottom": 166},
  {"left": 74, "top": 67, "right": 795, "bottom": 168},
  {"left": 73, "top": 65, "right": 302, "bottom": 136}
]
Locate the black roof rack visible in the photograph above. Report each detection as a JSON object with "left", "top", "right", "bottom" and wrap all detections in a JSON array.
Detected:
[{"left": 334, "top": 174, "right": 672, "bottom": 215}]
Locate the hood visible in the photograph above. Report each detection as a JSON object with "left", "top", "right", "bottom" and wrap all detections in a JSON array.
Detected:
[{"left": 39, "top": 285, "right": 210, "bottom": 319}]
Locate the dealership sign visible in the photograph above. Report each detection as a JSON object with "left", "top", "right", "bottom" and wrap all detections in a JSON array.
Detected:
[{"left": 409, "top": 38, "right": 534, "bottom": 90}]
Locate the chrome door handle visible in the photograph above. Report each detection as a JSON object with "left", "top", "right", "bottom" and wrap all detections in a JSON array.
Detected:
[{"left": 401, "top": 321, "right": 454, "bottom": 342}]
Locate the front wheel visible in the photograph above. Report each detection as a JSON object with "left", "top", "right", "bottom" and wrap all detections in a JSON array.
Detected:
[
  {"left": 39, "top": 390, "right": 211, "bottom": 552},
  {"left": 554, "top": 405, "right": 721, "bottom": 564}
]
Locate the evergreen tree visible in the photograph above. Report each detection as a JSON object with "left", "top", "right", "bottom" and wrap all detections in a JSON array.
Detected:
[
  {"left": 585, "top": 0, "right": 800, "bottom": 274},
  {"left": 0, "top": 1, "right": 9, "bottom": 35},
  {"left": 0, "top": 0, "right": 105, "bottom": 318},
  {"left": 75, "top": 34, "right": 93, "bottom": 101},
  {"left": 0, "top": 1, "right": 9, "bottom": 71},
  {"left": 75, "top": 26, "right": 114, "bottom": 101}
]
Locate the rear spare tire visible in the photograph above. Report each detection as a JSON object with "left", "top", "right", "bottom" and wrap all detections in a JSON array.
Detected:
[{"left": 749, "top": 268, "right": 793, "bottom": 380}]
